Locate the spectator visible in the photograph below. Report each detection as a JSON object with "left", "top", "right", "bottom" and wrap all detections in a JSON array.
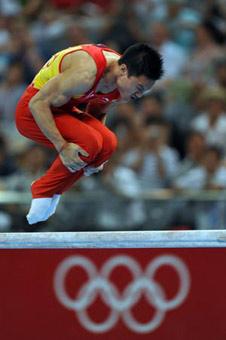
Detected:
[
  {"left": 30, "top": 3, "right": 71, "bottom": 58},
  {"left": 184, "top": 20, "right": 225, "bottom": 84},
  {"left": 122, "top": 118, "right": 179, "bottom": 190},
  {"left": 191, "top": 87, "right": 226, "bottom": 152},
  {"left": 165, "top": 0, "right": 201, "bottom": 50},
  {"left": 0, "top": 62, "right": 28, "bottom": 152},
  {"left": 0, "top": 134, "right": 16, "bottom": 178},
  {"left": 173, "top": 145, "right": 226, "bottom": 229},
  {"left": 8, "top": 19, "right": 44, "bottom": 82},
  {"left": 101, "top": 1, "right": 143, "bottom": 52},
  {"left": 174, "top": 130, "right": 206, "bottom": 179},
  {"left": 213, "top": 57, "right": 226, "bottom": 91},
  {"left": 149, "top": 21, "right": 188, "bottom": 81},
  {"left": 66, "top": 23, "right": 91, "bottom": 46},
  {"left": 0, "top": 62, "right": 26, "bottom": 125},
  {"left": 138, "top": 93, "right": 164, "bottom": 123},
  {"left": 174, "top": 146, "right": 226, "bottom": 190},
  {"left": 109, "top": 102, "right": 143, "bottom": 155},
  {"left": 0, "top": 15, "right": 13, "bottom": 76},
  {"left": 100, "top": 153, "right": 146, "bottom": 229},
  {"left": 4, "top": 144, "right": 49, "bottom": 192},
  {"left": 0, "top": 0, "right": 21, "bottom": 17}
]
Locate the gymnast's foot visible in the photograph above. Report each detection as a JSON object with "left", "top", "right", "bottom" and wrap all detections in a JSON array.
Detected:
[{"left": 26, "top": 194, "right": 61, "bottom": 224}]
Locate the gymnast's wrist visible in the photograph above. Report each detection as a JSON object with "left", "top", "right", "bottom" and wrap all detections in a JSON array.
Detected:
[{"left": 57, "top": 141, "right": 68, "bottom": 153}]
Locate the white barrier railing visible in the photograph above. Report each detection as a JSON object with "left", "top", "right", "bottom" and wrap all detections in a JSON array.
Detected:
[
  {"left": 0, "top": 230, "right": 226, "bottom": 248},
  {"left": 1, "top": 189, "right": 226, "bottom": 203}
]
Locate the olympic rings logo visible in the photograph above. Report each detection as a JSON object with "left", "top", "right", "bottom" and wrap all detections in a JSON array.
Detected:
[{"left": 53, "top": 254, "right": 190, "bottom": 333}]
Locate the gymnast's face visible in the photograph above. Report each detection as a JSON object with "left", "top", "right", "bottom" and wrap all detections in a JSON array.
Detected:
[{"left": 116, "top": 64, "right": 154, "bottom": 102}]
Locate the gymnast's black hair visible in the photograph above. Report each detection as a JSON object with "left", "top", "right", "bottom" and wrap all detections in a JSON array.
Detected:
[{"left": 118, "top": 43, "right": 164, "bottom": 81}]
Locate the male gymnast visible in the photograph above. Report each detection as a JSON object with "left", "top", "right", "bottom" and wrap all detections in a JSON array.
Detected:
[{"left": 15, "top": 43, "right": 163, "bottom": 224}]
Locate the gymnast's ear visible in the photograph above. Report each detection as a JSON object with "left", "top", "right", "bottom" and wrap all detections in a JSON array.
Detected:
[{"left": 119, "top": 63, "right": 128, "bottom": 76}]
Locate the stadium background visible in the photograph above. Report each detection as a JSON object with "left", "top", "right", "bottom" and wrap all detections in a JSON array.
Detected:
[{"left": 0, "top": 0, "right": 226, "bottom": 232}]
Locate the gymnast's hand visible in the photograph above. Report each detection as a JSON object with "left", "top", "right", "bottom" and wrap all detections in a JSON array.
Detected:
[{"left": 59, "top": 142, "right": 89, "bottom": 173}]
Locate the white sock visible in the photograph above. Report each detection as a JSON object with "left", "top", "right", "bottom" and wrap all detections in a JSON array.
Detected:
[
  {"left": 49, "top": 194, "right": 61, "bottom": 217},
  {"left": 26, "top": 195, "right": 61, "bottom": 224}
]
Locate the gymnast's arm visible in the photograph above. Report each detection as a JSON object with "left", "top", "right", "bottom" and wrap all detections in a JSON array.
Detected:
[{"left": 28, "top": 56, "right": 97, "bottom": 171}]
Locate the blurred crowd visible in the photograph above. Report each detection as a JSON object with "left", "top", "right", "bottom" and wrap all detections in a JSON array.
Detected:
[{"left": 0, "top": 0, "right": 226, "bottom": 231}]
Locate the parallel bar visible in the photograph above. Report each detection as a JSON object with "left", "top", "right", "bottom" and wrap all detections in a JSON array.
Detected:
[{"left": 0, "top": 230, "right": 226, "bottom": 249}]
